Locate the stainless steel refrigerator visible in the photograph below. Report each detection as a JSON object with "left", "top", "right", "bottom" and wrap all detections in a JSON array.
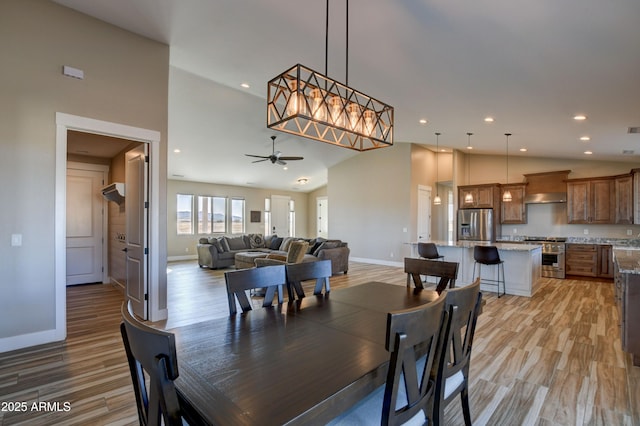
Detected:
[{"left": 457, "top": 208, "right": 496, "bottom": 242}]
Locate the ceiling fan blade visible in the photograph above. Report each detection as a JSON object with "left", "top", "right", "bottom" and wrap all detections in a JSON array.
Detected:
[
  {"left": 279, "top": 156, "right": 304, "bottom": 161},
  {"left": 245, "top": 154, "right": 269, "bottom": 159},
  {"left": 252, "top": 158, "right": 269, "bottom": 163},
  {"left": 276, "top": 159, "right": 287, "bottom": 165}
]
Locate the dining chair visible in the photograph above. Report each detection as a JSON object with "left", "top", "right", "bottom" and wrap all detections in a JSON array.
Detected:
[
  {"left": 120, "top": 301, "right": 185, "bottom": 426},
  {"left": 327, "top": 292, "right": 451, "bottom": 426},
  {"left": 432, "top": 278, "right": 482, "bottom": 426},
  {"left": 224, "top": 264, "right": 286, "bottom": 315},
  {"left": 417, "top": 242, "right": 444, "bottom": 261},
  {"left": 285, "top": 259, "right": 332, "bottom": 299},
  {"left": 405, "top": 257, "right": 459, "bottom": 294}
]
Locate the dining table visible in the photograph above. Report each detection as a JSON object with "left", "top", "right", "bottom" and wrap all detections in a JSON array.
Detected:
[{"left": 171, "top": 281, "right": 440, "bottom": 425}]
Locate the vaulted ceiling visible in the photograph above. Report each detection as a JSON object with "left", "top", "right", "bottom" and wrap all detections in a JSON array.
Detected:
[{"left": 54, "top": 0, "right": 640, "bottom": 191}]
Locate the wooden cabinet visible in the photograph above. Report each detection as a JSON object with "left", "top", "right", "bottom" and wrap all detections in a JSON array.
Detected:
[
  {"left": 614, "top": 174, "right": 633, "bottom": 224},
  {"left": 614, "top": 263, "right": 640, "bottom": 366},
  {"left": 458, "top": 184, "right": 501, "bottom": 209},
  {"left": 566, "top": 244, "right": 598, "bottom": 276},
  {"left": 634, "top": 169, "right": 640, "bottom": 224},
  {"left": 500, "top": 184, "right": 527, "bottom": 224},
  {"left": 597, "top": 245, "right": 614, "bottom": 278},
  {"left": 566, "top": 178, "right": 614, "bottom": 224},
  {"left": 566, "top": 243, "right": 613, "bottom": 278}
]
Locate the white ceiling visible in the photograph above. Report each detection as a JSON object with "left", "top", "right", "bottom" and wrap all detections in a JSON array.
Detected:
[{"left": 54, "top": 0, "right": 640, "bottom": 192}]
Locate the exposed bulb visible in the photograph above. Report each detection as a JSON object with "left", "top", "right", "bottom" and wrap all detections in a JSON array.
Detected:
[
  {"left": 286, "top": 80, "right": 307, "bottom": 116},
  {"left": 329, "top": 96, "right": 344, "bottom": 127},
  {"left": 309, "top": 88, "right": 326, "bottom": 121}
]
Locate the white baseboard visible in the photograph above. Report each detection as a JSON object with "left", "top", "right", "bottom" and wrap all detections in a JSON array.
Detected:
[
  {"left": 168, "top": 254, "right": 198, "bottom": 262},
  {"left": 350, "top": 257, "right": 403, "bottom": 268},
  {"left": 0, "top": 329, "right": 64, "bottom": 353}
]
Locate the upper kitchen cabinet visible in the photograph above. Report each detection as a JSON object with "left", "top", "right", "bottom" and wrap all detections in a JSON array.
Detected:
[
  {"left": 566, "top": 177, "right": 614, "bottom": 224},
  {"left": 501, "top": 183, "right": 527, "bottom": 224},
  {"left": 458, "top": 183, "right": 501, "bottom": 209},
  {"left": 614, "top": 173, "right": 634, "bottom": 224}
]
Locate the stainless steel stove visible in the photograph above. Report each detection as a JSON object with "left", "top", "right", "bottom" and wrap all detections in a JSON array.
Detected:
[{"left": 523, "top": 236, "right": 567, "bottom": 278}]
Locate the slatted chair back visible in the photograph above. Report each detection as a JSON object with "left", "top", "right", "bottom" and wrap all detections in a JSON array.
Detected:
[
  {"left": 432, "top": 278, "right": 482, "bottom": 426},
  {"left": 405, "top": 257, "right": 459, "bottom": 293},
  {"left": 285, "top": 259, "right": 332, "bottom": 299},
  {"left": 224, "top": 264, "right": 286, "bottom": 315},
  {"left": 326, "top": 292, "right": 450, "bottom": 426},
  {"left": 120, "top": 301, "right": 183, "bottom": 426}
]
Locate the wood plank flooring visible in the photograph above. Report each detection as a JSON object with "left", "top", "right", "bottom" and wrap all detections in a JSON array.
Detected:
[{"left": 0, "top": 260, "right": 638, "bottom": 425}]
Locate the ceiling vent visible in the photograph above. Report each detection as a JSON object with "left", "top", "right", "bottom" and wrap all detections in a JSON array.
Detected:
[{"left": 628, "top": 127, "right": 640, "bottom": 134}]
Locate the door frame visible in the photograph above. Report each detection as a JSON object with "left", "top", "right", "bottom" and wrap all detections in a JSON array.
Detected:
[
  {"left": 66, "top": 161, "right": 109, "bottom": 284},
  {"left": 417, "top": 184, "right": 432, "bottom": 242},
  {"left": 55, "top": 112, "right": 163, "bottom": 343}
]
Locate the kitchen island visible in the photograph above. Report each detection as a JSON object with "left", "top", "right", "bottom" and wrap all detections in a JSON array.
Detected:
[{"left": 410, "top": 241, "right": 542, "bottom": 297}]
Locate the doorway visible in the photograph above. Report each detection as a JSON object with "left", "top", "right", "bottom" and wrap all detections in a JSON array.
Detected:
[
  {"left": 271, "top": 195, "right": 291, "bottom": 236},
  {"left": 55, "top": 113, "right": 164, "bottom": 344},
  {"left": 316, "top": 196, "right": 328, "bottom": 239},
  {"left": 417, "top": 185, "right": 432, "bottom": 242}
]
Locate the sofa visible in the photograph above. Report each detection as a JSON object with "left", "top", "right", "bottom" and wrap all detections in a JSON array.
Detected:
[{"left": 197, "top": 234, "right": 350, "bottom": 275}]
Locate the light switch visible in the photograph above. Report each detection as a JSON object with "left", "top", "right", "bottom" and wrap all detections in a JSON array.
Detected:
[{"left": 11, "top": 234, "right": 22, "bottom": 246}]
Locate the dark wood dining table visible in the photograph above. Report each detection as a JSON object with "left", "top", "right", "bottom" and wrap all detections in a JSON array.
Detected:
[{"left": 171, "top": 281, "right": 439, "bottom": 425}]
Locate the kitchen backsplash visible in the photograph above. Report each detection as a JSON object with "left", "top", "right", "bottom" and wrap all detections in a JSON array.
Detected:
[{"left": 500, "top": 203, "right": 640, "bottom": 240}]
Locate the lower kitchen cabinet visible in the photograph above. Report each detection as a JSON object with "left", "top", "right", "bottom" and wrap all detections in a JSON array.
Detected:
[
  {"left": 614, "top": 262, "right": 640, "bottom": 367},
  {"left": 597, "top": 245, "right": 614, "bottom": 278},
  {"left": 566, "top": 244, "right": 597, "bottom": 277}
]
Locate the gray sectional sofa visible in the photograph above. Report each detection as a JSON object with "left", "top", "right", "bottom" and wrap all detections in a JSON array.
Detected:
[{"left": 196, "top": 234, "right": 350, "bottom": 275}]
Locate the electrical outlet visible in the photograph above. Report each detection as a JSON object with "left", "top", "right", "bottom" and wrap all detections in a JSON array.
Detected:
[
  {"left": 627, "top": 229, "right": 633, "bottom": 236},
  {"left": 583, "top": 229, "right": 589, "bottom": 235},
  {"left": 513, "top": 228, "right": 518, "bottom": 234}
]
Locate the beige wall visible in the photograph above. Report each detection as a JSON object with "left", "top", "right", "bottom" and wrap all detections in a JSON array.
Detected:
[
  {"left": 167, "top": 180, "right": 310, "bottom": 258},
  {"left": 329, "top": 144, "right": 412, "bottom": 262},
  {"left": 0, "top": 0, "right": 169, "bottom": 345}
]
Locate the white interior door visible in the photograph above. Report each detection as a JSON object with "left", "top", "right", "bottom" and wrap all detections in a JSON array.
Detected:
[
  {"left": 66, "top": 164, "right": 107, "bottom": 285},
  {"left": 417, "top": 185, "right": 432, "bottom": 242},
  {"left": 271, "top": 195, "right": 291, "bottom": 237},
  {"left": 125, "top": 145, "right": 149, "bottom": 319},
  {"left": 317, "top": 196, "right": 328, "bottom": 238}
]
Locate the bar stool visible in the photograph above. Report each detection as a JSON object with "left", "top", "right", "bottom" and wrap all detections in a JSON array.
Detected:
[
  {"left": 472, "top": 246, "right": 505, "bottom": 298},
  {"left": 418, "top": 242, "right": 444, "bottom": 260}
]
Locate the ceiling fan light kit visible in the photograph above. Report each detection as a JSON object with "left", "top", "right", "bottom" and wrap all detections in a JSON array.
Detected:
[{"left": 267, "top": 0, "right": 393, "bottom": 151}]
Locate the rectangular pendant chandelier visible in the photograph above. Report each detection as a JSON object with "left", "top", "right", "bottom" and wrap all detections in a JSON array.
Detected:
[{"left": 267, "top": 64, "right": 394, "bottom": 151}]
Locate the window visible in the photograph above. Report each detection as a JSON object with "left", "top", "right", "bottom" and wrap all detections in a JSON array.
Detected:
[
  {"left": 264, "top": 198, "right": 271, "bottom": 235},
  {"left": 212, "top": 196, "right": 226, "bottom": 233},
  {"left": 231, "top": 198, "right": 245, "bottom": 234},
  {"left": 176, "top": 194, "right": 194, "bottom": 235},
  {"left": 197, "top": 196, "right": 211, "bottom": 234}
]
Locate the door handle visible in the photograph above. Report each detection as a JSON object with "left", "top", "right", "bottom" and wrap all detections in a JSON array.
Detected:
[{"left": 122, "top": 248, "right": 128, "bottom": 252}]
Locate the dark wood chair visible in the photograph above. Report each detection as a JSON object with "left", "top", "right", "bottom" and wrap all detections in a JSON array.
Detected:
[
  {"left": 432, "top": 278, "right": 482, "bottom": 426},
  {"left": 224, "top": 264, "right": 286, "bottom": 315},
  {"left": 405, "top": 257, "right": 459, "bottom": 294},
  {"left": 120, "top": 301, "right": 184, "bottom": 426},
  {"left": 327, "top": 292, "right": 451, "bottom": 425},
  {"left": 418, "top": 242, "right": 444, "bottom": 260},
  {"left": 285, "top": 259, "right": 332, "bottom": 299}
]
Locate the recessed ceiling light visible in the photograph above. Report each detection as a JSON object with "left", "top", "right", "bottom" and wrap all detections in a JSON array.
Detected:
[
  {"left": 519, "top": 148, "right": 527, "bottom": 152},
  {"left": 574, "top": 114, "right": 587, "bottom": 121},
  {"left": 173, "top": 149, "right": 181, "bottom": 153},
  {"left": 466, "top": 146, "right": 473, "bottom": 150},
  {"left": 579, "top": 136, "right": 590, "bottom": 141},
  {"left": 584, "top": 150, "right": 593, "bottom": 155},
  {"left": 240, "top": 83, "right": 250, "bottom": 89},
  {"left": 419, "top": 119, "right": 427, "bottom": 124},
  {"left": 297, "top": 178, "right": 309, "bottom": 185},
  {"left": 484, "top": 117, "right": 494, "bottom": 123},
  {"left": 283, "top": 166, "right": 288, "bottom": 170}
]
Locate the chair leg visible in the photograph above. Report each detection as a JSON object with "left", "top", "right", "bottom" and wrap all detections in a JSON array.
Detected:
[{"left": 461, "top": 388, "right": 472, "bottom": 426}]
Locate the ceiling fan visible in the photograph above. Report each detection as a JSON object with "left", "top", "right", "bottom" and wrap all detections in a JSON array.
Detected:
[{"left": 245, "top": 135, "right": 303, "bottom": 165}]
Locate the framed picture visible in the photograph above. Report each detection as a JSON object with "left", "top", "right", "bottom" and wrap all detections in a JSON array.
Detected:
[{"left": 250, "top": 210, "right": 261, "bottom": 223}]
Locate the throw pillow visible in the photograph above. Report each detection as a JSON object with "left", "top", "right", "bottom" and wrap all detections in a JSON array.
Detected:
[
  {"left": 286, "top": 241, "right": 309, "bottom": 263},
  {"left": 248, "top": 233, "right": 265, "bottom": 248},
  {"left": 312, "top": 241, "right": 340, "bottom": 256},
  {"left": 226, "top": 235, "right": 248, "bottom": 251},
  {"left": 199, "top": 237, "right": 209, "bottom": 244},
  {"left": 264, "top": 234, "right": 277, "bottom": 247},
  {"left": 308, "top": 240, "right": 324, "bottom": 254},
  {"left": 219, "top": 237, "right": 230, "bottom": 252},
  {"left": 280, "top": 236, "right": 295, "bottom": 252},
  {"left": 270, "top": 237, "right": 283, "bottom": 250}
]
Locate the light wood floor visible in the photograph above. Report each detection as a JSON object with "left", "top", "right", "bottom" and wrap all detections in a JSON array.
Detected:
[{"left": 1, "top": 260, "right": 638, "bottom": 425}]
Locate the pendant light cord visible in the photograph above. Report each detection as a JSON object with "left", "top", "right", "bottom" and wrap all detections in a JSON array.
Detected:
[
  {"left": 346, "top": 0, "right": 349, "bottom": 86},
  {"left": 435, "top": 132, "right": 440, "bottom": 189},
  {"left": 325, "top": 0, "right": 329, "bottom": 77},
  {"left": 325, "top": 0, "right": 349, "bottom": 85},
  {"left": 505, "top": 133, "right": 511, "bottom": 184}
]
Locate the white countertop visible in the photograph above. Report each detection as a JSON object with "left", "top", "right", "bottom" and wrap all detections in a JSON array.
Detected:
[
  {"left": 410, "top": 240, "right": 542, "bottom": 252},
  {"left": 613, "top": 248, "right": 640, "bottom": 275}
]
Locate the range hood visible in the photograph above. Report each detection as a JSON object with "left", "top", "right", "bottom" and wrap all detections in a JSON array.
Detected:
[
  {"left": 523, "top": 170, "right": 570, "bottom": 204},
  {"left": 101, "top": 182, "right": 125, "bottom": 205}
]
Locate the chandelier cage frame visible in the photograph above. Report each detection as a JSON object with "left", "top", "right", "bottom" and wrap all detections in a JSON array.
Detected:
[{"left": 266, "top": 0, "right": 394, "bottom": 151}]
